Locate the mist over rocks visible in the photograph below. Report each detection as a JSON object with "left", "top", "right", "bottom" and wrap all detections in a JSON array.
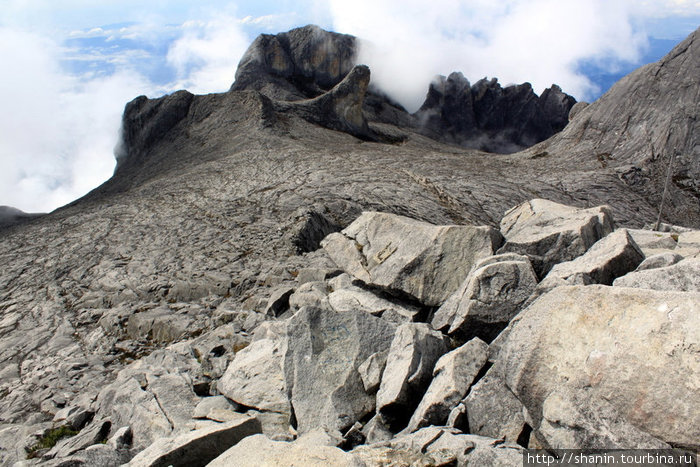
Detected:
[
  {"left": 0, "top": 205, "right": 43, "bottom": 229},
  {"left": 0, "top": 23, "right": 699, "bottom": 466},
  {"left": 229, "top": 24, "right": 577, "bottom": 154}
]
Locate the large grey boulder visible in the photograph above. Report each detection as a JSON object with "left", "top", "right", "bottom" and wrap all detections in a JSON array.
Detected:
[
  {"left": 328, "top": 285, "right": 421, "bottom": 323},
  {"left": 217, "top": 336, "right": 290, "bottom": 416},
  {"left": 376, "top": 323, "right": 449, "bottom": 430},
  {"left": 405, "top": 337, "right": 488, "bottom": 432},
  {"left": 534, "top": 388, "right": 671, "bottom": 450},
  {"left": 626, "top": 229, "right": 679, "bottom": 257},
  {"left": 501, "top": 285, "right": 700, "bottom": 450},
  {"left": 128, "top": 417, "right": 261, "bottom": 467},
  {"left": 536, "top": 228, "right": 644, "bottom": 293},
  {"left": 96, "top": 377, "right": 172, "bottom": 450},
  {"left": 431, "top": 253, "right": 537, "bottom": 341},
  {"left": 498, "top": 199, "right": 615, "bottom": 277},
  {"left": 462, "top": 367, "right": 527, "bottom": 444},
  {"left": 322, "top": 211, "right": 503, "bottom": 306},
  {"left": 613, "top": 258, "right": 700, "bottom": 292},
  {"left": 284, "top": 307, "right": 397, "bottom": 434}
]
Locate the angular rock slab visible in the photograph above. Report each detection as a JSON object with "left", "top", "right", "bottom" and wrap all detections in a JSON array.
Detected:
[
  {"left": 376, "top": 323, "right": 449, "bottom": 430},
  {"left": 537, "top": 228, "right": 644, "bottom": 293},
  {"left": 328, "top": 285, "right": 421, "bottom": 323},
  {"left": 462, "top": 367, "right": 527, "bottom": 444},
  {"left": 128, "top": 417, "right": 261, "bottom": 467},
  {"left": 353, "top": 427, "right": 524, "bottom": 467},
  {"left": 501, "top": 285, "right": 700, "bottom": 450},
  {"left": 498, "top": 199, "right": 614, "bottom": 277},
  {"left": 208, "top": 433, "right": 360, "bottom": 467},
  {"left": 405, "top": 337, "right": 488, "bottom": 432},
  {"left": 217, "top": 336, "right": 291, "bottom": 416},
  {"left": 284, "top": 307, "right": 396, "bottom": 434},
  {"left": 626, "top": 229, "right": 679, "bottom": 257},
  {"left": 432, "top": 253, "right": 537, "bottom": 341},
  {"left": 613, "top": 258, "right": 700, "bottom": 292},
  {"left": 322, "top": 211, "right": 503, "bottom": 306}
]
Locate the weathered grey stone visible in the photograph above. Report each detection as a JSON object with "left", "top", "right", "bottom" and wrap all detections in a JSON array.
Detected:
[
  {"left": 42, "top": 443, "right": 129, "bottom": 467},
  {"left": 296, "top": 268, "right": 333, "bottom": 285},
  {"left": 613, "top": 258, "right": 700, "bottom": 291},
  {"left": 432, "top": 254, "right": 537, "bottom": 341},
  {"left": 463, "top": 367, "right": 526, "bottom": 443},
  {"left": 128, "top": 417, "right": 262, "bottom": 467},
  {"left": 288, "top": 281, "right": 330, "bottom": 311},
  {"left": 376, "top": 323, "right": 449, "bottom": 430},
  {"left": 353, "top": 426, "right": 524, "bottom": 467},
  {"left": 360, "top": 414, "right": 393, "bottom": 444},
  {"left": 536, "top": 228, "right": 644, "bottom": 293},
  {"left": 45, "top": 418, "right": 111, "bottom": 459},
  {"left": 536, "top": 389, "right": 670, "bottom": 450},
  {"left": 146, "top": 373, "right": 200, "bottom": 431},
  {"left": 635, "top": 252, "right": 684, "bottom": 271},
  {"left": 192, "top": 396, "right": 237, "bottom": 419},
  {"left": 264, "top": 285, "right": 295, "bottom": 317},
  {"left": 627, "top": 229, "right": 678, "bottom": 256},
  {"left": 357, "top": 350, "right": 388, "bottom": 394},
  {"left": 328, "top": 285, "right": 421, "bottom": 323},
  {"left": 217, "top": 337, "right": 291, "bottom": 416},
  {"left": 96, "top": 377, "right": 172, "bottom": 449},
  {"left": 285, "top": 307, "right": 396, "bottom": 434},
  {"left": 107, "top": 425, "right": 133, "bottom": 450},
  {"left": 207, "top": 433, "right": 361, "bottom": 467},
  {"left": 322, "top": 212, "right": 503, "bottom": 306},
  {"left": 190, "top": 324, "right": 251, "bottom": 382},
  {"left": 501, "top": 285, "right": 700, "bottom": 450},
  {"left": 52, "top": 406, "right": 93, "bottom": 431},
  {"left": 405, "top": 338, "right": 488, "bottom": 432},
  {"left": 498, "top": 199, "right": 615, "bottom": 276},
  {"left": 677, "top": 230, "right": 700, "bottom": 251}
]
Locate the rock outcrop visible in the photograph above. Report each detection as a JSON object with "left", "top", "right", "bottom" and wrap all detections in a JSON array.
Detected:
[
  {"left": 415, "top": 73, "right": 576, "bottom": 153},
  {"left": 321, "top": 211, "right": 503, "bottom": 306},
  {"left": 501, "top": 285, "right": 699, "bottom": 450}
]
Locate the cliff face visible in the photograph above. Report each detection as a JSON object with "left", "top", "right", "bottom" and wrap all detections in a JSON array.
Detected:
[
  {"left": 0, "top": 24, "right": 698, "bottom": 466},
  {"left": 228, "top": 24, "right": 577, "bottom": 153},
  {"left": 415, "top": 73, "right": 575, "bottom": 153},
  {"left": 534, "top": 28, "right": 700, "bottom": 224}
]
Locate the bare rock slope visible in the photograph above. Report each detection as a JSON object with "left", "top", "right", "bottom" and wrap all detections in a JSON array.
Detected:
[{"left": 0, "top": 24, "right": 698, "bottom": 466}]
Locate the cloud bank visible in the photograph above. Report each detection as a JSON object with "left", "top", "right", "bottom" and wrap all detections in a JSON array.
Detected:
[
  {"left": 0, "top": 15, "right": 250, "bottom": 213},
  {"left": 328, "top": 0, "right": 649, "bottom": 110}
]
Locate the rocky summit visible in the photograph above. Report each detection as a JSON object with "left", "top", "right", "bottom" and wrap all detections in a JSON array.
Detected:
[{"left": 0, "top": 24, "right": 699, "bottom": 466}]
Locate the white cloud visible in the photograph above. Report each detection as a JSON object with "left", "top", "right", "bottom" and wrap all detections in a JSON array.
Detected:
[
  {"left": 637, "top": 0, "right": 700, "bottom": 17},
  {"left": 0, "top": 27, "right": 154, "bottom": 213},
  {"left": 0, "top": 12, "right": 252, "bottom": 213},
  {"left": 328, "top": 0, "right": 648, "bottom": 110},
  {"left": 166, "top": 16, "right": 250, "bottom": 93}
]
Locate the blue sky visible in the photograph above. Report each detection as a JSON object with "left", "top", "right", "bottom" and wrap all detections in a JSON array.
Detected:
[{"left": 1, "top": 1, "right": 698, "bottom": 213}]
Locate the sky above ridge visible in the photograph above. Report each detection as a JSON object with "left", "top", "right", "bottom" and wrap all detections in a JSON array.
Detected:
[{"left": 1, "top": 1, "right": 698, "bottom": 213}]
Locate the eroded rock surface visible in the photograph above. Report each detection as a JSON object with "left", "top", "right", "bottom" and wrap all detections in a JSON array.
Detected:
[{"left": 322, "top": 211, "right": 503, "bottom": 306}]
